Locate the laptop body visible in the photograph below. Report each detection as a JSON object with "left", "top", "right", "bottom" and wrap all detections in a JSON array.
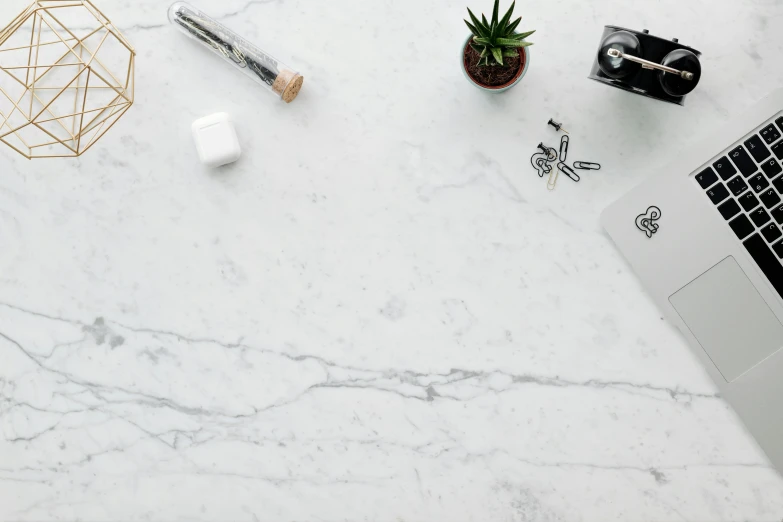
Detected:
[{"left": 602, "top": 88, "right": 783, "bottom": 471}]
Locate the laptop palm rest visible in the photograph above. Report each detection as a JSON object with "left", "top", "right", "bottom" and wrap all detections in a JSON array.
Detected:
[{"left": 669, "top": 256, "right": 783, "bottom": 382}]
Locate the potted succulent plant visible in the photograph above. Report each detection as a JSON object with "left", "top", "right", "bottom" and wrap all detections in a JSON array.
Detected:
[{"left": 462, "top": 0, "right": 534, "bottom": 92}]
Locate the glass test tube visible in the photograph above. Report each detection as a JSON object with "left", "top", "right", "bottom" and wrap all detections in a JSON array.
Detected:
[{"left": 168, "top": 2, "right": 304, "bottom": 103}]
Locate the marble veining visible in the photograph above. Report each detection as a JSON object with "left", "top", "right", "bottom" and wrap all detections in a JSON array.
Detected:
[{"left": 2, "top": 0, "right": 783, "bottom": 520}]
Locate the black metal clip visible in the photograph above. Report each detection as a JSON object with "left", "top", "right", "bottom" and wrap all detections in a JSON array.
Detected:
[
  {"left": 559, "top": 135, "right": 569, "bottom": 162},
  {"left": 557, "top": 162, "right": 580, "bottom": 182},
  {"left": 530, "top": 153, "right": 552, "bottom": 177},
  {"left": 573, "top": 161, "right": 601, "bottom": 170}
]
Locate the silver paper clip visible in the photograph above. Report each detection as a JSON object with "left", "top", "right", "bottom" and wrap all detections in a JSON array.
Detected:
[{"left": 607, "top": 48, "right": 694, "bottom": 80}]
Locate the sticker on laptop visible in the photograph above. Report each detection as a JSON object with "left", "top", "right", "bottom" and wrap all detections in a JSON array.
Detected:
[{"left": 635, "top": 206, "right": 662, "bottom": 238}]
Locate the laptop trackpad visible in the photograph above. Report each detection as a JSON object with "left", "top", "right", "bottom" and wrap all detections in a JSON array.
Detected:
[{"left": 669, "top": 256, "right": 783, "bottom": 382}]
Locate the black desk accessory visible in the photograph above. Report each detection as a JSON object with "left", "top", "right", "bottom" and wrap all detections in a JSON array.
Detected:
[
  {"left": 548, "top": 118, "right": 568, "bottom": 133},
  {"left": 530, "top": 125, "right": 599, "bottom": 189},
  {"left": 573, "top": 161, "right": 601, "bottom": 171},
  {"left": 588, "top": 26, "right": 702, "bottom": 106}
]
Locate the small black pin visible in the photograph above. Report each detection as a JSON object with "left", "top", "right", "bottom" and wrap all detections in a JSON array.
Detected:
[
  {"left": 536, "top": 142, "right": 557, "bottom": 161},
  {"left": 547, "top": 118, "right": 568, "bottom": 134}
]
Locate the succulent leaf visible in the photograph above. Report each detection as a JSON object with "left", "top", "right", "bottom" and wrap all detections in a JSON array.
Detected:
[
  {"left": 498, "top": 1, "right": 515, "bottom": 31},
  {"left": 491, "top": 0, "right": 499, "bottom": 27},
  {"left": 504, "top": 17, "right": 521, "bottom": 35},
  {"left": 467, "top": 8, "right": 489, "bottom": 36},
  {"left": 495, "top": 38, "right": 533, "bottom": 47},
  {"left": 510, "top": 29, "right": 535, "bottom": 40},
  {"left": 494, "top": 37, "right": 522, "bottom": 46},
  {"left": 491, "top": 46, "right": 504, "bottom": 65}
]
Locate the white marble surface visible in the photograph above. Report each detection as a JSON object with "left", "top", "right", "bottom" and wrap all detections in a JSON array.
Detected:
[{"left": 2, "top": 0, "right": 783, "bottom": 520}]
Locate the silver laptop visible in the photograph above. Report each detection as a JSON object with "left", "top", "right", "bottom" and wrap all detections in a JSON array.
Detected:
[{"left": 602, "top": 88, "right": 783, "bottom": 471}]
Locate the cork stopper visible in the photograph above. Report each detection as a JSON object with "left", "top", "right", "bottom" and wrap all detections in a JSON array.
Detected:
[{"left": 272, "top": 70, "right": 304, "bottom": 103}]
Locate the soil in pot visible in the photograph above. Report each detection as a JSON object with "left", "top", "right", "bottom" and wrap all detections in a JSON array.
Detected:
[{"left": 463, "top": 40, "right": 525, "bottom": 88}]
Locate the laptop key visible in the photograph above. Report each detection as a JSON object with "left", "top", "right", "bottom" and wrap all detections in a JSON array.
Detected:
[
  {"left": 744, "top": 234, "right": 783, "bottom": 299},
  {"left": 761, "top": 158, "right": 782, "bottom": 178},
  {"left": 727, "top": 176, "right": 748, "bottom": 196},
  {"left": 773, "top": 141, "right": 783, "bottom": 160},
  {"left": 777, "top": 116, "right": 783, "bottom": 134},
  {"left": 727, "top": 147, "right": 754, "bottom": 177},
  {"left": 746, "top": 135, "right": 772, "bottom": 162},
  {"left": 762, "top": 223, "right": 783, "bottom": 243},
  {"left": 696, "top": 167, "right": 718, "bottom": 188},
  {"left": 731, "top": 215, "right": 755, "bottom": 239},
  {"left": 707, "top": 183, "right": 730, "bottom": 204},
  {"left": 718, "top": 199, "right": 741, "bottom": 220},
  {"left": 751, "top": 207, "right": 772, "bottom": 226},
  {"left": 761, "top": 188, "right": 782, "bottom": 208},
  {"left": 714, "top": 155, "right": 738, "bottom": 179},
  {"left": 761, "top": 124, "right": 782, "bottom": 145},
  {"left": 749, "top": 173, "right": 770, "bottom": 193},
  {"left": 774, "top": 240, "right": 783, "bottom": 258},
  {"left": 772, "top": 204, "right": 783, "bottom": 224},
  {"left": 773, "top": 176, "right": 783, "bottom": 193},
  {"left": 739, "top": 192, "right": 760, "bottom": 211}
]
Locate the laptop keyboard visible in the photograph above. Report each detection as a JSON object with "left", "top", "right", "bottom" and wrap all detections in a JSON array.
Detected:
[{"left": 696, "top": 115, "right": 783, "bottom": 299}]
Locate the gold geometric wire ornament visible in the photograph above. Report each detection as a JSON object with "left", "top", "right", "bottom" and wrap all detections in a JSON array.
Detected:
[{"left": 0, "top": 0, "right": 135, "bottom": 158}]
